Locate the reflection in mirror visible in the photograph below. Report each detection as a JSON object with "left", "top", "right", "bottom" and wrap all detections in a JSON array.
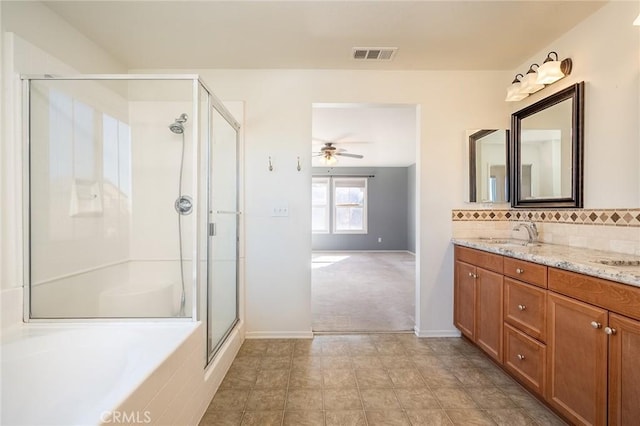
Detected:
[
  {"left": 511, "top": 82, "right": 584, "bottom": 208},
  {"left": 520, "top": 100, "right": 572, "bottom": 199},
  {"left": 469, "top": 130, "right": 509, "bottom": 203}
]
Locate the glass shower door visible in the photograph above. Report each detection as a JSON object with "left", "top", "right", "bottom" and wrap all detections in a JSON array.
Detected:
[{"left": 207, "top": 106, "right": 239, "bottom": 360}]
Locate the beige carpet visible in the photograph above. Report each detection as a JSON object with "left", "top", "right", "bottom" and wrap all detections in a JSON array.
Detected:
[{"left": 311, "top": 251, "right": 415, "bottom": 332}]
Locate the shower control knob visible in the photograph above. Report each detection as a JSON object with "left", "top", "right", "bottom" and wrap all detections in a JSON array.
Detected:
[{"left": 175, "top": 196, "right": 193, "bottom": 215}]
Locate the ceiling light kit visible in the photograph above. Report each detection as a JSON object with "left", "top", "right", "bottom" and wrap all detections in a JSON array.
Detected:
[
  {"left": 313, "top": 142, "right": 364, "bottom": 166},
  {"left": 505, "top": 51, "right": 572, "bottom": 102}
]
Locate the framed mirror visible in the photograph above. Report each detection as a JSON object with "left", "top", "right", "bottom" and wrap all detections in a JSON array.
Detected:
[
  {"left": 469, "top": 129, "right": 509, "bottom": 203},
  {"left": 511, "top": 82, "right": 584, "bottom": 208}
]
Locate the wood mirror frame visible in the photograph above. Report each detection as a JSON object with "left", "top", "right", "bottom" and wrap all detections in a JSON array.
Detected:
[{"left": 510, "top": 82, "right": 584, "bottom": 208}]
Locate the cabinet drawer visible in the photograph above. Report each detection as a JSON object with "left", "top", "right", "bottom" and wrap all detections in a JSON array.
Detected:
[
  {"left": 504, "top": 324, "right": 546, "bottom": 396},
  {"left": 455, "top": 246, "right": 503, "bottom": 273},
  {"left": 549, "top": 267, "right": 640, "bottom": 321},
  {"left": 504, "top": 257, "right": 547, "bottom": 288},
  {"left": 504, "top": 278, "right": 547, "bottom": 342}
]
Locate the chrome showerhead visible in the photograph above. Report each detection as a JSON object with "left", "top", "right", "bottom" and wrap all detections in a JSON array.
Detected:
[
  {"left": 169, "top": 113, "right": 188, "bottom": 134},
  {"left": 169, "top": 122, "right": 184, "bottom": 134}
]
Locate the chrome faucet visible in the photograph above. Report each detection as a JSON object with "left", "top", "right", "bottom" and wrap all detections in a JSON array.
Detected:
[{"left": 513, "top": 222, "right": 538, "bottom": 244}]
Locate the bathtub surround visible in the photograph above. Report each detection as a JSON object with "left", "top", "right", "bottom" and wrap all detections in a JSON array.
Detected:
[
  {"left": 0, "top": 32, "right": 244, "bottom": 426},
  {"left": 452, "top": 208, "right": 640, "bottom": 256},
  {"left": 1, "top": 322, "right": 245, "bottom": 426}
]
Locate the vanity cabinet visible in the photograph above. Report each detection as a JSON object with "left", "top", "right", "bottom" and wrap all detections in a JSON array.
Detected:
[
  {"left": 454, "top": 246, "right": 504, "bottom": 363},
  {"left": 548, "top": 268, "right": 640, "bottom": 426},
  {"left": 453, "top": 244, "right": 640, "bottom": 426},
  {"left": 546, "top": 291, "right": 608, "bottom": 425},
  {"left": 608, "top": 313, "right": 640, "bottom": 426}
]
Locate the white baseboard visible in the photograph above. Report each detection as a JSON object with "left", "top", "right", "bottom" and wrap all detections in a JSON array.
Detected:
[
  {"left": 245, "top": 330, "right": 314, "bottom": 339},
  {"left": 414, "top": 327, "right": 461, "bottom": 338}
]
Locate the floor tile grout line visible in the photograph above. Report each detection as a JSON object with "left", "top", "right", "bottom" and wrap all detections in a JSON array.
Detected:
[{"left": 204, "top": 335, "right": 569, "bottom": 426}]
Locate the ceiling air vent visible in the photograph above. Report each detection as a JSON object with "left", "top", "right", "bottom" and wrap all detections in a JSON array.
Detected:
[{"left": 352, "top": 47, "right": 397, "bottom": 61}]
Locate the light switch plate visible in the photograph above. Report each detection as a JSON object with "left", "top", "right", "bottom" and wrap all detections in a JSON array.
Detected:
[{"left": 271, "top": 204, "right": 289, "bottom": 217}]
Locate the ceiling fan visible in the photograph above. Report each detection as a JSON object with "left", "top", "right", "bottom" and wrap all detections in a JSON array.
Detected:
[{"left": 312, "top": 142, "right": 364, "bottom": 165}]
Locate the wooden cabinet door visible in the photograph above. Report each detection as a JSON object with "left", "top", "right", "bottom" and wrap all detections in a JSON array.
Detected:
[
  {"left": 475, "top": 267, "right": 503, "bottom": 363},
  {"left": 546, "top": 292, "right": 608, "bottom": 426},
  {"left": 608, "top": 313, "right": 640, "bottom": 426},
  {"left": 454, "top": 260, "right": 476, "bottom": 340}
]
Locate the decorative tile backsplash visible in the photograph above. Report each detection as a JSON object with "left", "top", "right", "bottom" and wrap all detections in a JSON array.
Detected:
[
  {"left": 452, "top": 208, "right": 640, "bottom": 227},
  {"left": 451, "top": 208, "right": 640, "bottom": 255}
]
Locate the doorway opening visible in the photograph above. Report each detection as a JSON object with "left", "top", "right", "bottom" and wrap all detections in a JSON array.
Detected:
[{"left": 311, "top": 103, "right": 418, "bottom": 333}]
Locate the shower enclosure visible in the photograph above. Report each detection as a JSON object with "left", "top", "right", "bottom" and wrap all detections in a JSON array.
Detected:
[{"left": 23, "top": 75, "right": 239, "bottom": 360}]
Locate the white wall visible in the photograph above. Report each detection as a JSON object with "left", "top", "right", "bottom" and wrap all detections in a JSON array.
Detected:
[
  {"left": 509, "top": 1, "right": 640, "bottom": 208},
  {"left": 131, "top": 68, "right": 510, "bottom": 336}
]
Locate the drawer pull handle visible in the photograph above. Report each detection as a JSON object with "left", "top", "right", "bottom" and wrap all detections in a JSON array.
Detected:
[
  {"left": 591, "top": 321, "right": 602, "bottom": 329},
  {"left": 516, "top": 268, "right": 524, "bottom": 274},
  {"left": 517, "top": 354, "right": 526, "bottom": 361},
  {"left": 604, "top": 327, "right": 617, "bottom": 335},
  {"left": 517, "top": 304, "right": 526, "bottom": 311}
]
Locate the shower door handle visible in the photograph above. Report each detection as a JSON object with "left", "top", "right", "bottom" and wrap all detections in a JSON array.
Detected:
[
  {"left": 215, "top": 210, "right": 241, "bottom": 215},
  {"left": 208, "top": 223, "right": 216, "bottom": 236}
]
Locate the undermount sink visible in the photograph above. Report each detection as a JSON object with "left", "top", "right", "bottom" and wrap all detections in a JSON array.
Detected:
[
  {"left": 478, "top": 238, "right": 539, "bottom": 247},
  {"left": 597, "top": 259, "right": 640, "bottom": 267}
]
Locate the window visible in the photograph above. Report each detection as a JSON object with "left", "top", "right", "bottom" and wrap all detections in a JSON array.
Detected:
[
  {"left": 312, "top": 178, "right": 330, "bottom": 233},
  {"left": 312, "top": 177, "right": 368, "bottom": 234},
  {"left": 333, "top": 178, "right": 367, "bottom": 233}
]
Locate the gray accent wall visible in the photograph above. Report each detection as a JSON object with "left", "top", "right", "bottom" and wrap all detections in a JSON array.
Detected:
[
  {"left": 312, "top": 167, "right": 410, "bottom": 251},
  {"left": 407, "top": 163, "right": 416, "bottom": 253}
]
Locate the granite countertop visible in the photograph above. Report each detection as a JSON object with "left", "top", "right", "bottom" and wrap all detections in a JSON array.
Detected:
[{"left": 451, "top": 238, "right": 640, "bottom": 288}]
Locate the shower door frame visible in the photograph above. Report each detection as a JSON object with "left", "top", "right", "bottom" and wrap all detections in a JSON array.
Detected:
[
  {"left": 202, "top": 80, "right": 242, "bottom": 363},
  {"left": 20, "top": 74, "right": 233, "bottom": 325}
]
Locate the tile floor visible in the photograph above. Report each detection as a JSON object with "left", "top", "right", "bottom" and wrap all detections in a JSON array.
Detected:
[
  {"left": 312, "top": 252, "right": 415, "bottom": 332},
  {"left": 199, "top": 334, "right": 567, "bottom": 426}
]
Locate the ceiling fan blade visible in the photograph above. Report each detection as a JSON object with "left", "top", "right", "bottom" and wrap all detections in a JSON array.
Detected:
[{"left": 335, "top": 153, "right": 364, "bottom": 159}]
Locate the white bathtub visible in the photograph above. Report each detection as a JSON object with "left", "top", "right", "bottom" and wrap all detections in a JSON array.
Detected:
[{"left": 1, "top": 323, "right": 199, "bottom": 426}]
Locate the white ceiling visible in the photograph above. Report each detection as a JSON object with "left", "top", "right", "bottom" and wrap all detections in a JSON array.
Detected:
[
  {"left": 40, "top": 0, "right": 605, "bottom": 168},
  {"left": 43, "top": 1, "right": 605, "bottom": 71}
]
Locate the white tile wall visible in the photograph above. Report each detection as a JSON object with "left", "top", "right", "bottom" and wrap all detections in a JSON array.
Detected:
[{"left": 111, "top": 322, "right": 245, "bottom": 426}]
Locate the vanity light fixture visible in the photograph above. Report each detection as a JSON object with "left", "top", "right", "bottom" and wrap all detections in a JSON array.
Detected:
[
  {"left": 505, "top": 51, "right": 573, "bottom": 102},
  {"left": 536, "top": 52, "right": 573, "bottom": 85},
  {"left": 519, "top": 64, "right": 545, "bottom": 94},
  {"left": 505, "top": 74, "right": 528, "bottom": 102}
]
